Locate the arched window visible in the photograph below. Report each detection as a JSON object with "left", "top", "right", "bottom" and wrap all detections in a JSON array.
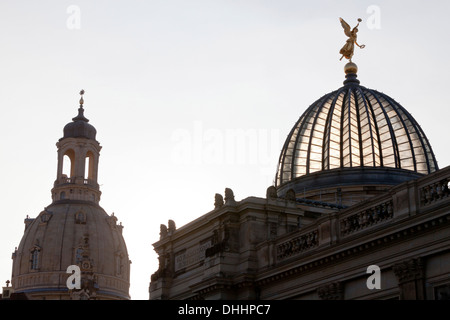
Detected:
[
  {"left": 115, "top": 252, "right": 123, "bottom": 276},
  {"left": 85, "top": 151, "right": 95, "bottom": 180},
  {"left": 63, "top": 149, "right": 75, "bottom": 178},
  {"left": 30, "top": 247, "right": 40, "bottom": 270},
  {"left": 60, "top": 191, "right": 66, "bottom": 200}
]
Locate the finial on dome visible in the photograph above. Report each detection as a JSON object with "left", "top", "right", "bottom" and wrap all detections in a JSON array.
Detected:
[
  {"left": 343, "top": 62, "right": 360, "bottom": 85},
  {"left": 72, "top": 89, "right": 89, "bottom": 122},
  {"left": 344, "top": 62, "right": 358, "bottom": 75},
  {"left": 79, "top": 89, "right": 85, "bottom": 107}
]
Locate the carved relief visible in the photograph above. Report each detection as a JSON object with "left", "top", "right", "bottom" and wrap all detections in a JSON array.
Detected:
[
  {"left": 39, "top": 208, "right": 53, "bottom": 225},
  {"left": 69, "top": 273, "right": 98, "bottom": 300},
  {"left": 70, "top": 233, "right": 99, "bottom": 300},
  {"left": 340, "top": 201, "right": 393, "bottom": 236},
  {"left": 277, "top": 230, "right": 318, "bottom": 260},
  {"left": 75, "top": 234, "right": 94, "bottom": 271}
]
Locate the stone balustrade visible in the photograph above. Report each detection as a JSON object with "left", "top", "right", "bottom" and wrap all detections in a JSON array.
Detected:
[{"left": 57, "top": 176, "right": 97, "bottom": 187}]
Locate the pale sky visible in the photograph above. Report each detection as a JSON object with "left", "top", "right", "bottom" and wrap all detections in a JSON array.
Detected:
[{"left": 1, "top": 0, "right": 450, "bottom": 300}]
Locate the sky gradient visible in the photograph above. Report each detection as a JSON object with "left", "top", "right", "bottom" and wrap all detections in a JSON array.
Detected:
[{"left": 1, "top": 0, "right": 450, "bottom": 300}]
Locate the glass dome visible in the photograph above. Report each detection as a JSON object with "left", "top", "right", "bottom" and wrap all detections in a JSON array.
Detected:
[{"left": 276, "top": 64, "right": 438, "bottom": 189}]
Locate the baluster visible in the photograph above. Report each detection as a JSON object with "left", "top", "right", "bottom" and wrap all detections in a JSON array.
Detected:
[
  {"left": 420, "top": 187, "right": 427, "bottom": 205},
  {"left": 432, "top": 183, "right": 439, "bottom": 201},
  {"left": 437, "top": 180, "right": 444, "bottom": 200},
  {"left": 358, "top": 212, "right": 364, "bottom": 229},
  {"left": 361, "top": 210, "right": 368, "bottom": 227},
  {"left": 387, "top": 201, "right": 393, "bottom": 218},
  {"left": 375, "top": 205, "right": 382, "bottom": 222},
  {"left": 444, "top": 180, "right": 450, "bottom": 197},
  {"left": 343, "top": 219, "right": 350, "bottom": 234},
  {"left": 424, "top": 185, "right": 432, "bottom": 204},
  {"left": 380, "top": 203, "right": 386, "bottom": 220}
]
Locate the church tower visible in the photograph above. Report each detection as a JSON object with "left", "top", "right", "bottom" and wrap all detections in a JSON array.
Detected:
[
  {"left": 52, "top": 90, "right": 102, "bottom": 204},
  {"left": 11, "top": 91, "right": 131, "bottom": 300}
]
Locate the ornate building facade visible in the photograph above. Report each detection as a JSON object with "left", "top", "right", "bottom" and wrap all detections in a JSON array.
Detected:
[
  {"left": 149, "top": 63, "right": 450, "bottom": 300},
  {"left": 7, "top": 92, "right": 131, "bottom": 300}
]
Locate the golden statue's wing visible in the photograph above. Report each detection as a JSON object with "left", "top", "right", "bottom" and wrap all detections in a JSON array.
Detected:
[{"left": 340, "top": 17, "right": 351, "bottom": 37}]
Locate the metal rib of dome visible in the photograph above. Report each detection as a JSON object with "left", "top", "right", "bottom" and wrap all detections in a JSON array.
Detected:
[{"left": 275, "top": 70, "right": 438, "bottom": 188}]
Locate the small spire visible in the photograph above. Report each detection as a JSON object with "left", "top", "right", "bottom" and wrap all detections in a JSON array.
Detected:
[
  {"left": 79, "top": 89, "right": 85, "bottom": 107},
  {"left": 72, "top": 89, "right": 89, "bottom": 122}
]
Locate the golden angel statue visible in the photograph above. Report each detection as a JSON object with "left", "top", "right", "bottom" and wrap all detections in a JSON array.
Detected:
[{"left": 339, "top": 18, "right": 365, "bottom": 62}]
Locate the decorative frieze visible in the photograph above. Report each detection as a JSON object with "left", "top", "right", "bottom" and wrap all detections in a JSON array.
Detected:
[
  {"left": 340, "top": 201, "right": 393, "bottom": 236},
  {"left": 420, "top": 179, "right": 450, "bottom": 206},
  {"left": 276, "top": 229, "right": 318, "bottom": 260}
]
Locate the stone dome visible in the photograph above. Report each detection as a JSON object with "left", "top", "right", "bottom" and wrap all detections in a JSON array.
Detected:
[
  {"left": 11, "top": 91, "right": 130, "bottom": 300},
  {"left": 275, "top": 64, "right": 438, "bottom": 197},
  {"left": 11, "top": 202, "right": 130, "bottom": 300},
  {"left": 63, "top": 107, "right": 97, "bottom": 140}
]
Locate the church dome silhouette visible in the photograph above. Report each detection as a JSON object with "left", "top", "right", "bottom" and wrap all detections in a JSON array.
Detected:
[{"left": 11, "top": 91, "right": 130, "bottom": 300}]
